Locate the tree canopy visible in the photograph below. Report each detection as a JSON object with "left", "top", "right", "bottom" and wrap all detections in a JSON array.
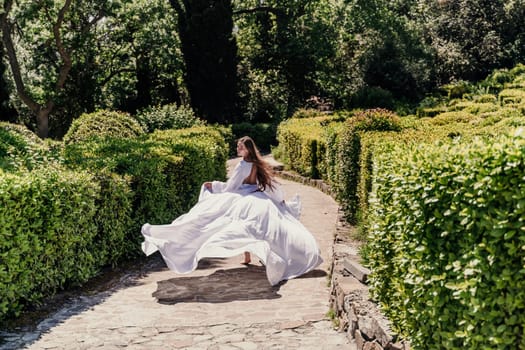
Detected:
[{"left": 0, "top": 0, "right": 523, "bottom": 138}]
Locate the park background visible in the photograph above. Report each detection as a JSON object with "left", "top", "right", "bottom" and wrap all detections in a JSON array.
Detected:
[{"left": 1, "top": 1, "right": 525, "bottom": 349}]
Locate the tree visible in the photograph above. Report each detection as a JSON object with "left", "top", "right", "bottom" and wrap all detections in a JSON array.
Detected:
[
  {"left": 169, "top": 0, "right": 240, "bottom": 123},
  {"left": 1, "top": 0, "right": 74, "bottom": 138},
  {"left": 100, "top": 0, "right": 185, "bottom": 114},
  {"left": 0, "top": 41, "right": 16, "bottom": 122},
  {"left": 411, "top": 0, "right": 525, "bottom": 83},
  {"left": 234, "top": 0, "right": 338, "bottom": 119}
]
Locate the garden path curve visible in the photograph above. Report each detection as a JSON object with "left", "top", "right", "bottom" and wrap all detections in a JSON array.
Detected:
[{"left": 0, "top": 157, "right": 356, "bottom": 350}]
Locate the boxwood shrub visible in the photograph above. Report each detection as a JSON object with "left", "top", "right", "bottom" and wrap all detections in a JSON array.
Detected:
[
  {"left": 0, "top": 168, "right": 98, "bottom": 319},
  {"left": 0, "top": 122, "right": 52, "bottom": 172},
  {"left": 366, "top": 131, "right": 525, "bottom": 349},
  {"left": 63, "top": 110, "right": 144, "bottom": 145},
  {"left": 134, "top": 103, "right": 204, "bottom": 133},
  {"left": 332, "top": 109, "right": 402, "bottom": 224},
  {"left": 63, "top": 126, "right": 229, "bottom": 250},
  {"left": 276, "top": 113, "right": 342, "bottom": 178},
  {"left": 1, "top": 124, "right": 229, "bottom": 322},
  {"left": 498, "top": 89, "right": 525, "bottom": 106}
]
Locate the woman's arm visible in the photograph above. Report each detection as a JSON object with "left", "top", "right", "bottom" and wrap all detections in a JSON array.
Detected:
[{"left": 209, "top": 160, "right": 251, "bottom": 193}]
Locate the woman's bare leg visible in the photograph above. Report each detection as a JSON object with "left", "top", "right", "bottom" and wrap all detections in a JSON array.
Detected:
[{"left": 242, "top": 252, "right": 251, "bottom": 265}]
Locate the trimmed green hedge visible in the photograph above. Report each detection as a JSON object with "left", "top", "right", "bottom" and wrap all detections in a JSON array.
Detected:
[
  {"left": 366, "top": 131, "right": 525, "bottom": 349},
  {"left": 0, "top": 169, "right": 101, "bottom": 318},
  {"left": 134, "top": 103, "right": 204, "bottom": 133},
  {"left": 0, "top": 168, "right": 133, "bottom": 321},
  {"left": 331, "top": 109, "right": 402, "bottom": 224},
  {"left": 63, "top": 126, "right": 229, "bottom": 249},
  {"left": 275, "top": 108, "right": 402, "bottom": 224},
  {"left": 1, "top": 125, "right": 229, "bottom": 322},
  {"left": 63, "top": 110, "right": 144, "bottom": 145},
  {"left": 276, "top": 113, "right": 344, "bottom": 178},
  {"left": 0, "top": 122, "right": 56, "bottom": 172}
]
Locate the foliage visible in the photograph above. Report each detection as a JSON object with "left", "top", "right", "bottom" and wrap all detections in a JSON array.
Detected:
[
  {"left": 366, "top": 131, "right": 525, "bottom": 349},
  {"left": 0, "top": 123, "right": 229, "bottom": 322},
  {"left": 97, "top": 0, "right": 185, "bottom": 113},
  {"left": 499, "top": 89, "right": 525, "bottom": 106},
  {"left": 0, "top": 167, "right": 134, "bottom": 321},
  {"left": 91, "top": 171, "right": 134, "bottom": 266},
  {"left": 234, "top": 0, "right": 340, "bottom": 118},
  {"left": 63, "top": 126, "right": 229, "bottom": 249},
  {"left": 0, "top": 169, "right": 99, "bottom": 319},
  {"left": 170, "top": 0, "right": 240, "bottom": 123},
  {"left": 275, "top": 113, "right": 339, "bottom": 178},
  {"left": 63, "top": 110, "right": 144, "bottom": 145},
  {"left": 291, "top": 108, "right": 325, "bottom": 119},
  {"left": 409, "top": 0, "right": 525, "bottom": 84},
  {"left": 0, "top": 122, "right": 61, "bottom": 172},
  {"left": 230, "top": 122, "right": 277, "bottom": 152},
  {"left": 134, "top": 103, "right": 203, "bottom": 133},
  {"left": 450, "top": 102, "right": 499, "bottom": 115},
  {"left": 347, "top": 108, "right": 402, "bottom": 132},
  {"left": 2, "top": 0, "right": 524, "bottom": 140},
  {"left": 428, "top": 111, "right": 478, "bottom": 126},
  {"left": 2, "top": 0, "right": 185, "bottom": 138},
  {"left": 1, "top": 0, "right": 122, "bottom": 138},
  {"left": 349, "top": 86, "right": 395, "bottom": 110},
  {"left": 238, "top": 68, "right": 289, "bottom": 123},
  {"left": 333, "top": 108, "right": 402, "bottom": 224},
  {"left": 0, "top": 43, "right": 16, "bottom": 122}
]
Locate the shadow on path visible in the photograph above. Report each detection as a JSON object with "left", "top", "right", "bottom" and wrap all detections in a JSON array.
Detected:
[
  {"left": 296, "top": 269, "right": 327, "bottom": 279},
  {"left": 153, "top": 264, "right": 329, "bottom": 304},
  {"left": 154, "top": 265, "right": 283, "bottom": 304}
]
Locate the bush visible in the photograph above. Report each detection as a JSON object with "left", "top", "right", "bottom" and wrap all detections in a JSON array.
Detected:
[
  {"left": 231, "top": 122, "right": 277, "bottom": 152},
  {"left": 333, "top": 108, "right": 402, "bottom": 224},
  {"left": 365, "top": 131, "right": 525, "bottom": 349},
  {"left": 0, "top": 122, "right": 58, "bottom": 172},
  {"left": 430, "top": 111, "right": 478, "bottom": 125},
  {"left": 484, "top": 69, "right": 513, "bottom": 87},
  {"left": 63, "top": 126, "right": 229, "bottom": 250},
  {"left": 276, "top": 115, "right": 340, "bottom": 178},
  {"left": 0, "top": 167, "right": 134, "bottom": 321},
  {"left": 510, "top": 63, "right": 525, "bottom": 78},
  {"left": 498, "top": 89, "right": 525, "bottom": 106},
  {"left": 450, "top": 101, "right": 499, "bottom": 115},
  {"left": 507, "top": 75, "right": 525, "bottom": 89},
  {"left": 291, "top": 108, "right": 325, "bottom": 119},
  {"left": 350, "top": 86, "right": 395, "bottom": 110},
  {"left": 473, "top": 94, "right": 498, "bottom": 103},
  {"left": 134, "top": 103, "right": 204, "bottom": 133},
  {"left": 348, "top": 108, "right": 402, "bottom": 132},
  {"left": 63, "top": 110, "right": 144, "bottom": 145},
  {"left": 440, "top": 81, "right": 473, "bottom": 99},
  {"left": 91, "top": 171, "right": 134, "bottom": 265},
  {"left": 0, "top": 168, "right": 98, "bottom": 319}
]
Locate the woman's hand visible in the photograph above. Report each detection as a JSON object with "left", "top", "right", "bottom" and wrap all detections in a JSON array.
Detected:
[{"left": 204, "top": 182, "right": 212, "bottom": 191}]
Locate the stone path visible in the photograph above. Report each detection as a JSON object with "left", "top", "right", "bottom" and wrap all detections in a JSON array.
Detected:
[{"left": 0, "top": 158, "right": 356, "bottom": 350}]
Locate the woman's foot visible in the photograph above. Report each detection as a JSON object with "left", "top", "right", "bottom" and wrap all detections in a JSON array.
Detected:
[{"left": 241, "top": 252, "right": 251, "bottom": 265}]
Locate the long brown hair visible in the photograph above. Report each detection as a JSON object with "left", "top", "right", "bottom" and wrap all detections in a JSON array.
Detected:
[{"left": 238, "top": 136, "right": 275, "bottom": 191}]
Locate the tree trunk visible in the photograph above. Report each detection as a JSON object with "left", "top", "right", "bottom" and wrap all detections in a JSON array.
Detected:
[
  {"left": 0, "top": 41, "right": 17, "bottom": 122},
  {"left": 169, "top": 0, "right": 240, "bottom": 123},
  {"left": 0, "top": 0, "right": 72, "bottom": 138},
  {"left": 36, "top": 109, "right": 50, "bottom": 139}
]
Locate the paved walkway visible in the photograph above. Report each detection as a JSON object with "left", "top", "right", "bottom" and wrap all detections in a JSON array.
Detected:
[{"left": 1, "top": 159, "right": 356, "bottom": 350}]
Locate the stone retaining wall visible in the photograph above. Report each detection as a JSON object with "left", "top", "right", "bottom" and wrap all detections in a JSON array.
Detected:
[{"left": 275, "top": 169, "right": 411, "bottom": 350}]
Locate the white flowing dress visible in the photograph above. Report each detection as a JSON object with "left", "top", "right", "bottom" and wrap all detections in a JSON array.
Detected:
[{"left": 141, "top": 159, "right": 323, "bottom": 286}]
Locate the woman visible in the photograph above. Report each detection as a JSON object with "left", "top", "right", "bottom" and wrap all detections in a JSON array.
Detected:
[{"left": 141, "top": 136, "right": 322, "bottom": 286}]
